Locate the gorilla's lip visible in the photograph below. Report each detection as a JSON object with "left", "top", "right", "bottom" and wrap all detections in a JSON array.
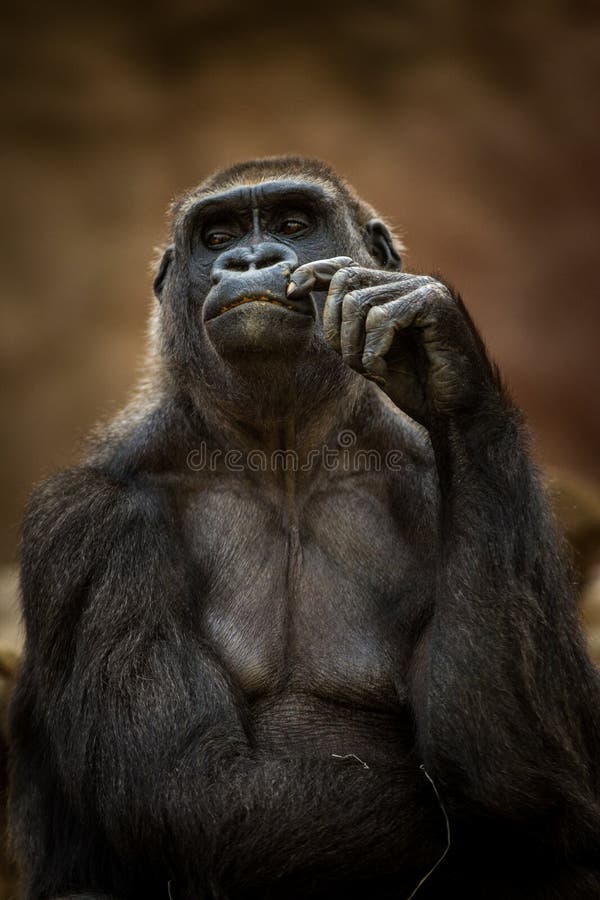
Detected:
[{"left": 207, "top": 292, "right": 315, "bottom": 320}]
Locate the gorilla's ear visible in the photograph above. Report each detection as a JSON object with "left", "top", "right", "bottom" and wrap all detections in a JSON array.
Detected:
[
  {"left": 153, "top": 245, "right": 174, "bottom": 301},
  {"left": 365, "top": 220, "right": 402, "bottom": 271}
]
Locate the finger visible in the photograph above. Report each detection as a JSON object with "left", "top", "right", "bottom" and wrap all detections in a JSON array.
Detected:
[
  {"left": 286, "top": 257, "right": 356, "bottom": 298},
  {"left": 322, "top": 267, "right": 357, "bottom": 350},
  {"left": 327, "top": 277, "right": 416, "bottom": 357},
  {"left": 362, "top": 296, "right": 424, "bottom": 381},
  {"left": 339, "top": 290, "right": 375, "bottom": 370},
  {"left": 340, "top": 278, "right": 425, "bottom": 367},
  {"left": 361, "top": 305, "right": 395, "bottom": 382},
  {"left": 324, "top": 273, "right": 438, "bottom": 354}
]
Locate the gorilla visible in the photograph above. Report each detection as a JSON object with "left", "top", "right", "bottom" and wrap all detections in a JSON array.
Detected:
[{"left": 9, "top": 157, "right": 600, "bottom": 900}]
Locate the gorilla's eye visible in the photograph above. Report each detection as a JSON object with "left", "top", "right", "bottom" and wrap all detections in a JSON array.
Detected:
[
  {"left": 278, "top": 219, "right": 309, "bottom": 236},
  {"left": 205, "top": 231, "right": 234, "bottom": 249}
]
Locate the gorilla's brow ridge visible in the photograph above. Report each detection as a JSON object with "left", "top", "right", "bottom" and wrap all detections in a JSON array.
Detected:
[{"left": 175, "top": 179, "right": 334, "bottom": 221}]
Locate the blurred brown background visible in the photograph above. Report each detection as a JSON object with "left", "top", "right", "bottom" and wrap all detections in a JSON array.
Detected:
[
  {"left": 1, "top": 0, "right": 600, "bottom": 571},
  {"left": 1, "top": 4, "right": 599, "bottom": 889}
]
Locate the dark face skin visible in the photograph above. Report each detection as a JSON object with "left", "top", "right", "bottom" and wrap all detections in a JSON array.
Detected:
[
  {"left": 154, "top": 177, "right": 399, "bottom": 420},
  {"left": 155, "top": 179, "right": 391, "bottom": 384},
  {"left": 179, "top": 180, "right": 346, "bottom": 360}
]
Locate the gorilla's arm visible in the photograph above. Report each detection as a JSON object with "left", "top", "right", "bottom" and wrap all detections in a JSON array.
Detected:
[
  {"left": 377, "top": 287, "right": 600, "bottom": 847},
  {"left": 11, "top": 467, "right": 440, "bottom": 899},
  {"left": 291, "top": 261, "right": 600, "bottom": 857},
  {"left": 11, "top": 468, "right": 244, "bottom": 896},
  {"left": 417, "top": 391, "right": 600, "bottom": 847}
]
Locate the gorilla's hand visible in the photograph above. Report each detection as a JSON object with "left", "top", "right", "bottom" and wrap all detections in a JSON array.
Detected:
[{"left": 288, "top": 260, "right": 498, "bottom": 427}]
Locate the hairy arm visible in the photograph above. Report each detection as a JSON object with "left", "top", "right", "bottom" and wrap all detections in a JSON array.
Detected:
[
  {"left": 291, "top": 258, "right": 600, "bottom": 860},
  {"left": 12, "top": 468, "right": 246, "bottom": 895},
  {"left": 418, "top": 388, "right": 600, "bottom": 847}
]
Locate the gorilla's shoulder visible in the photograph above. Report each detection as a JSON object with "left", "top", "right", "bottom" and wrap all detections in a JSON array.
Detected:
[
  {"left": 71, "top": 386, "right": 205, "bottom": 486},
  {"left": 23, "top": 464, "right": 168, "bottom": 565}
]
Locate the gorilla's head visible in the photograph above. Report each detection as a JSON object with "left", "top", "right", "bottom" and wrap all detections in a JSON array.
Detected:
[{"left": 152, "top": 157, "right": 402, "bottom": 403}]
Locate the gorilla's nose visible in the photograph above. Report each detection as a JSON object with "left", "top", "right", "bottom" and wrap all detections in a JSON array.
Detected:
[{"left": 211, "top": 243, "right": 298, "bottom": 284}]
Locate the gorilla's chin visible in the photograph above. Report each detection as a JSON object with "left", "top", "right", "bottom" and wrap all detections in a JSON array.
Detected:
[{"left": 205, "top": 301, "right": 316, "bottom": 362}]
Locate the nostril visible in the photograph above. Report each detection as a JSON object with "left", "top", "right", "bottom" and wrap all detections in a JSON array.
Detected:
[
  {"left": 253, "top": 243, "right": 298, "bottom": 271},
  {"left": 255, "top": 253, "right": 282, "bottom": 270},
  {"left": 213, "top": 248, "right": 253, "bottom": 278},
  {"left": 224, "top": 259, "right": 250, "bottom": 272},
  {"left": 211, "top": 243, "right": 298, "bottom": 283}
]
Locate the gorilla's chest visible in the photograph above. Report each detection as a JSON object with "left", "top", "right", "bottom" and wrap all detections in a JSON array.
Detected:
[{"left": 183, "top": 473, "right": 411, "bottom": 707}]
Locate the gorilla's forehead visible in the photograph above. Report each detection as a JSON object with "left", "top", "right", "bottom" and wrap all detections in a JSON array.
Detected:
[{"left": 176, "top": 179, "right": 335, "bottom": 221}]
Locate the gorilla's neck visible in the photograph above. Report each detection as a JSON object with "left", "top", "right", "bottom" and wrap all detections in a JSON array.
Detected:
[{"left": 192, "top": 339, "right": 360, "bottom": 451}]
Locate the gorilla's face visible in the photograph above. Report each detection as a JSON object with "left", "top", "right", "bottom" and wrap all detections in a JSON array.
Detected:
[
  {"left": 175, "top": 180, "right": 348, "bottom": 361},
  {"left": 153, "top": 173, "right": 401, "bottom": 399}
]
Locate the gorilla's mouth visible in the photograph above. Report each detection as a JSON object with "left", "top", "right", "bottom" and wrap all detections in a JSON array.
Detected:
[
  {"left": 222, "top": 294, "right": 296, "bottom": 313},
  {"left": 208, "top": 292, "right": 315, "bottom": 320}
]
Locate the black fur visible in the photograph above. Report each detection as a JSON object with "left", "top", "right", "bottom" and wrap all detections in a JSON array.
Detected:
[{"left": 9, "top": 157, "right": 600, "bottom": 900}]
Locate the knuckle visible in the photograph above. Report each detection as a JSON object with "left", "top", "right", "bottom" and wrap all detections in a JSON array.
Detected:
[
  {"left": 345, "top": 289, "right": 372, "bottom": 313},
  {"left": 329, "top": 268, "right": 351, "bottom": 291},
  {"left": 341, "top": 266, "right": 362, "bottom": 287},
  {"left": 341, "top": 292, "right": 358, "bottom": 315},
  {"left": 424, "top": 277, "right": 452, "bottom": 303},
  {"left": 434, "top": 285, "right": 452, "bottom": 305},
  {"left": 365, "top": 305, "right": 389, "bottom": 328},
  {"left": 330, "top": 266, "right": 366, "bottom": 294},
  {"left": 400, "top": 278, "right": 451, "bottom": 314}
]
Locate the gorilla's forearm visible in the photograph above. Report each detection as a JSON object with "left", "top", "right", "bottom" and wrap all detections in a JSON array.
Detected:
[
  {"left": 169, "top": 755, "right": 444, "bottom": 896},
  {"left": 25, "top": 673, "right": 441, "bottom": 894},
  {"left": 11, "top": 469, "right": 241, "bottom": 892},
  {"left": 415, "top": 395, "right": 600, "bottom": 839}
]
